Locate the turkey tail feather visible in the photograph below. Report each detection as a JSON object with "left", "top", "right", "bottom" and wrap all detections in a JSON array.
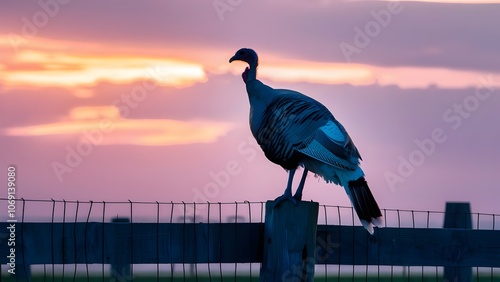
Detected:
[{"left": 348, "top": 177, "right": 383, "bottom": 234}]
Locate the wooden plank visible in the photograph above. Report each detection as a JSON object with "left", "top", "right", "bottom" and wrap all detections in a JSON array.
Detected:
[
  {"left": 315, "top": 225, "right": 500, "bottom": 267},
  {"left": 260, "top": 201, "right": 319, "bottom": 282},
  {"left": 1, "top": 222, "right": 499, "bottom": 267},
  {"left": 0, "top": 222, "right": 263, "bottom": 264}
]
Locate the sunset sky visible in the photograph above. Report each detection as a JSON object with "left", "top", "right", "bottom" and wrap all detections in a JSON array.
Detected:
[{"left": 1, "top": 0, "right": 500, "bottom": 219}]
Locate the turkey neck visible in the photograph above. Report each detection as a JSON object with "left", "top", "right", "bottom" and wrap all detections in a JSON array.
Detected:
[{"left": 246, "top": 77, "right": 276, "bottom": 140}]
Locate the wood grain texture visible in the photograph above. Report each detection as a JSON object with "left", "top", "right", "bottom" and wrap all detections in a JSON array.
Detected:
[{"left": 260, "top": 201, "right": 319, "bottom": 282}]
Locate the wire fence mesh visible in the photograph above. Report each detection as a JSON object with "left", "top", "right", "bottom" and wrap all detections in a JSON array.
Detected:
[{"left": 1, "top": 198, "right": 499, "bottom": 281}]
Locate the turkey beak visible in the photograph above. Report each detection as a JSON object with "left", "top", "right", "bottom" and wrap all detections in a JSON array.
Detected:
[{"left": 229, "top": 56, "right": 236, "bottom": 63}]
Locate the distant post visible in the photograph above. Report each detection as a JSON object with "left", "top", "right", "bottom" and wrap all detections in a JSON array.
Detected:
[
  {"left": 260, "top": 200, "right": 319, "bottom": 282},
  {"left": 111, "top": 217, "right": 131, "bottom": 281},
  {"left": 443, "top": 202, "right": 472, "bottom": 282},
  {"left": 16, "top": 252, "right": 30, "bottom": 282}
]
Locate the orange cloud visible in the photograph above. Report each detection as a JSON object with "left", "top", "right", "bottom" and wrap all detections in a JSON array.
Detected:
[
  {"left": 0, "top": 36, "right": 207, "bottom": 92},
  {"left": 3, "top": 106, "right": 235, "bottom": 146}
]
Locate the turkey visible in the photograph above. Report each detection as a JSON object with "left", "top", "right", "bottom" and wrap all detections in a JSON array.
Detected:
[{"left": 229, "top": 48, "right": 383, "bottom": 234}]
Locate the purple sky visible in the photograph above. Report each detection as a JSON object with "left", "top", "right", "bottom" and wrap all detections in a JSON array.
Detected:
[{"left": 1, "top": 0, "right": 500, "bottom": 220}]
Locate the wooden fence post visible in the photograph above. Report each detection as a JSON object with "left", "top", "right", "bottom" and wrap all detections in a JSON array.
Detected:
[
  {"left": 443, "top": 202, "right": 472, "bottom": 282},
  {"left": 260, "top": 200, "right": 319, "bottom": 282}
]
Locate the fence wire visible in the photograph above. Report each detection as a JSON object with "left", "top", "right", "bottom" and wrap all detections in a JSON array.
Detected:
[{"left": 1, "top": 198, "right": 499, "bottom": 281}]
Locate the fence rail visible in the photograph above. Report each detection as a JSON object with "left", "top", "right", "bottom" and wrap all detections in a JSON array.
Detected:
[{"left": 2, "top": 222, "right": 500, "bottom": 266}]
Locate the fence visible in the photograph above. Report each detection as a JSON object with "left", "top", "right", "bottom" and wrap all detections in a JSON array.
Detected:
[{"left": 1, "top": 198, "right": 500, "bottom": 281}]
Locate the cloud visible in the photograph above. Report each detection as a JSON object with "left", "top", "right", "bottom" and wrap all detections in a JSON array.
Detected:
[
  {"left": 0, "top": 36, "right": 208, "bottom": 97},
  {"left": 3, "top": 1, "right": 500, "bottom": 73},
  {"left": 2, "top": 1, "right": 500, "bottom": 93},
  {"left": 4, "top": 36, "right": 500, "bottom": 91},
  {"left": 3, "top": 106, "right": 235, "bottom": 146},
  {"left": 0, "top": 45, "right": 207, "bottom": 91},
  {"left": 229, "top": 57, "right": 500, "bottom": 89}
]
